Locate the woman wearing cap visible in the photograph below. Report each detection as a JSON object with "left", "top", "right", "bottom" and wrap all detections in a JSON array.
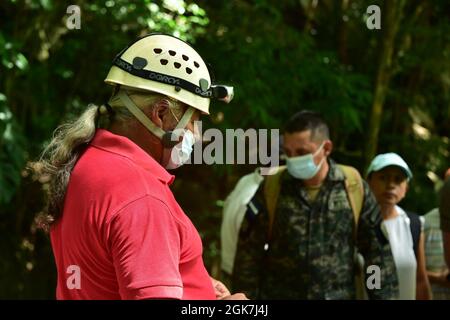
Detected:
[
  {"left": 367, "top": 153, "right": 431, "bottom": 300},
  {"left": 31, "top": 34, "right": 244, "bottom": 300}
]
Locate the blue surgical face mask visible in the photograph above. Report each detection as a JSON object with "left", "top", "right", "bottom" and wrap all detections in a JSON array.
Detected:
[{"left": 286, "top": 142, "right": 325, "bottom": 180}]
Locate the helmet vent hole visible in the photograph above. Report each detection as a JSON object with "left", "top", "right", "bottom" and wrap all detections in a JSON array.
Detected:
[
  {"left": 194, "top": 61, "right": 200, "bottom": 68},
  {"left": 169, "top": 50, "right": 176, "bottom": 56},
  {"left": 182, "top": 55, "right": 189, "bottom": 61},
  {"left": 186, "top": 67, "right": 192, "bottom": 74},
  {"left": 154, "top": 48, "right": 162, "bottom": 54},
  {"left": 160, "top": 59, "right": 168, "bottom": 65},
  {"left": 174, "top": 62, "right": 181, "bottom": 69}
]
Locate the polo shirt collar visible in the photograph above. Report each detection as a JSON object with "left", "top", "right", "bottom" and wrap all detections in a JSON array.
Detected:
[{"left": 90, "top": 129, "right": 175, "bottom": 185}]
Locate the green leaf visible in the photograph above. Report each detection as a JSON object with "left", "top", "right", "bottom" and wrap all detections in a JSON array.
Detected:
[
  {"left": 14, "top": 53, "right": 28, "bottom": 70},
  {"left": 39, "top": 0, "right": 52, "bottom": 10}
]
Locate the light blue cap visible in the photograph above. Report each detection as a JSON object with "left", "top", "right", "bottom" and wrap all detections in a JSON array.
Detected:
[{"left": 367, "top": 152, "right": 413, "bottom": 180}]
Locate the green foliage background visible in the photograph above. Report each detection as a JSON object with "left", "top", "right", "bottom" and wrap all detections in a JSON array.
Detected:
[{"left": 0, "top": 0, "right": 448, "bottom": 298}]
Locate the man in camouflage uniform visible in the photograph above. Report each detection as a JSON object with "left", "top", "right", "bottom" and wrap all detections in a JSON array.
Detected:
[{"left": 232, "top": 111, "right": 398, "bottom": 299}]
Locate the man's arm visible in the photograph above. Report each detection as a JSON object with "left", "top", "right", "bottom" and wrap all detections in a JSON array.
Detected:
[
  {"left": 357, "top": 181, "right": 399, "bottom": 300},
  {"left": 415, "top": 232, "right": 432, "bottom": 300},
  {"left": 108, "top": 196, "right": 183, "bottom": 300}
]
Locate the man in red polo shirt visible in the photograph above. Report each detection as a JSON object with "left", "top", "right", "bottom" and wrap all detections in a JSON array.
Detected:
[{"left": 35, "top": 34, "right": 245, "bottom": 300}]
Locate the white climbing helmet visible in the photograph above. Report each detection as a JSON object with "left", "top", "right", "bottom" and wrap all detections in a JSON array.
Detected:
[{"left": 105, "top": 34, "right": 233, "bottom": 114}]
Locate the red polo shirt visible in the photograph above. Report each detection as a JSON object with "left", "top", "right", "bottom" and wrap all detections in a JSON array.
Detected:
[{"left": 50, "top": 129, "right": 215, "bottom": 300}]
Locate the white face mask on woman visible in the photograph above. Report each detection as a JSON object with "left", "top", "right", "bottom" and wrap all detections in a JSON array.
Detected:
[{"left": 286, "top": 142, "right": 325, "bottom": 180}]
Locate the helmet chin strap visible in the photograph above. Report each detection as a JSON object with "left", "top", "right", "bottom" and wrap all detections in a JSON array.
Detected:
[
  {"left": 117, "top": 91, "right": 195, "bottom": 148},
  {"left": 162, "top": 107, "right": 195, "bottom": 148}
]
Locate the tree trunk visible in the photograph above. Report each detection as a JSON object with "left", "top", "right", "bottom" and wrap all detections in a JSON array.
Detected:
[
  {"left": 338, "top": 0, "right": 350, "bottom": 65},
  {"left": 364, "top": 0, "right": 407, "bottom": 169}
]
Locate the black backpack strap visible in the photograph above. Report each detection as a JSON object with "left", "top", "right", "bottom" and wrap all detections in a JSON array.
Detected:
[
  {"left": 406, "top": 211, "right": 421, "bottom": 258},
  {"left": 240, "top": 197, "right": 264, "bottom": 239}
]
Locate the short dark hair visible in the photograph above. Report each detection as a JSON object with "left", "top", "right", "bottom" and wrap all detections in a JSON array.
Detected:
[{"left": 284, "top": 110, "right": 330, "bottom": 142}]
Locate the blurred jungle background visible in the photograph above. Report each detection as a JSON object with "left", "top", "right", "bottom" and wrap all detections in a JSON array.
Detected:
[{"left": 0, "top": 0, "right": 448, "bottom": 298}]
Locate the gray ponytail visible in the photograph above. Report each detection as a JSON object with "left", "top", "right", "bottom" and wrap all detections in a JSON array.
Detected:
[
  {"left": 31, "top": 104, "right": 99, "bottom": 230},
  {"left": 32, "top": 89, "right": 184, "bottom": 231}
]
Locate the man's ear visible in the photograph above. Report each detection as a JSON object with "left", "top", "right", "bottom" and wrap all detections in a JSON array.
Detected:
[
  {"left": 324, "top": 139, "right": 333, "bottom": 156},
  {"left": 149, "top": 101, "right": 169, "bottom": 129}
]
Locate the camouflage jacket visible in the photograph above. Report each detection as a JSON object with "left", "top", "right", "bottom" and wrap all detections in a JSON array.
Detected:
[{"left": 232, "top": 159, "right": 399, "bottom": 300}]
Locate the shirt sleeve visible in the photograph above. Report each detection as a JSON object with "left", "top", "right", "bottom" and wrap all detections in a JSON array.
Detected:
[{"left": 107, "top": 195, "right": 184, "bottom": 300}]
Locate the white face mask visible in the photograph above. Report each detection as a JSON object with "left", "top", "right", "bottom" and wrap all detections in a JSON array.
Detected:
[
  {"left": 164, "top": 129, "right": 195, "bottom": 170},
  {"left": 117, "top": 91, "right": 197, "bottom": 170},
  {"left": 286, "top": 142, "right": 325, "bottom": 180}
]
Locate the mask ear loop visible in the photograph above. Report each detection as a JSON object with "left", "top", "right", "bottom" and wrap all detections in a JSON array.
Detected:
[
  {"left": 169, "top": 107, "right": 181, "bottom": 122},
  {"left": 162, "top": 107, "right": 195, "bottom": 148},
  {"left": 314, "top": 141, "right": 326, "bottom": 156},
  {"left": 316, "top": 154, "right": 326, "bottom": 168},
  {"left": 314, "top": 141, "right": 327, "bottom": 169}
]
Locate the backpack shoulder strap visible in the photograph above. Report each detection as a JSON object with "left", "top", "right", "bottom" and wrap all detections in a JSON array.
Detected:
[
  {"left": 263, "top": 166, "right": 286, "bottom": 243},
  {"left": 337, "top": 164, "right": 364, "bottom": 240},
  {"left": 406, "top": 211, "right": 421, "bottom": 258},
  {"left": 338, "top": 164, "right": 367, "bottom": 300}
]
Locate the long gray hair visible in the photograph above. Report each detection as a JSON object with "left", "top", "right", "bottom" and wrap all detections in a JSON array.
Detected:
[{"left": 31, "top": 88, "right": 183, "bottom": 231}]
